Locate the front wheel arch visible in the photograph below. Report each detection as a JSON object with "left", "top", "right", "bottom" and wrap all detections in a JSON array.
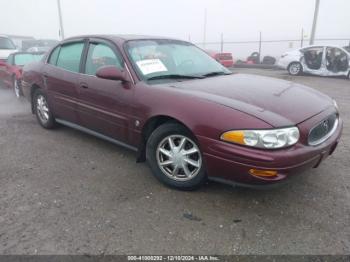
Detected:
[
  {"left": 145, "top": 122, "right": 207, "bottom": 190},
  {"left": 137, "top": 115, "right": 194, "bottom": 162}
]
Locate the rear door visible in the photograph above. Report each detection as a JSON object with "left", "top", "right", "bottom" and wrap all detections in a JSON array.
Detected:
[
  {"left": 325, "top": 46, "right": 349, "bottom": 76},
  {"left": 77, "top": 38, "right": 134, "bottom": 144},
  {"left": 43, "top": 40, "right": 86, "bottom": 124}
]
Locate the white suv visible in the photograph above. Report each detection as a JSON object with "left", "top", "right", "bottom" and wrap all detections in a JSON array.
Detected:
[{"left": 0, "top": 35, "right": 18, "bottom": 61}]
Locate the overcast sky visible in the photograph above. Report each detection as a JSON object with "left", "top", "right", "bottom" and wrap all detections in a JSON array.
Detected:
[{"left": 1, "top": 0, "right": 349, "bottom": 42}]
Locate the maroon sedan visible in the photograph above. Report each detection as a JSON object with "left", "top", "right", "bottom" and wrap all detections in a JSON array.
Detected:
[
  {"left": 0, "top": 52, "right": 44, "bottom": 97},
  {"left": 21, "top": 35, "right": 342, "bottom": 190}
]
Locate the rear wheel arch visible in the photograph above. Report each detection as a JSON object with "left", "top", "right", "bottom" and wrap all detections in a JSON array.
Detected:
[
  {"left": 137, "top": 115, "right": 194, "bottom": 162},
  {"left": 30, "top": 84, "right": 42, "bottom": 114}
]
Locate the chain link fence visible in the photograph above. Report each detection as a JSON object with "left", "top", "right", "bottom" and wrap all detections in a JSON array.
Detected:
[{"left": 195, "top": 37, "right": 350, "bottom": 61}]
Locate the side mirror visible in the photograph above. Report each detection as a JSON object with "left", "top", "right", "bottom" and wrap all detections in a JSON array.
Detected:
[
  {"left": 96, "top": 66, "right": 129, "bottom": 82},
  {"left": 0, "top": 61, "right": 6, "bottom": 67}
]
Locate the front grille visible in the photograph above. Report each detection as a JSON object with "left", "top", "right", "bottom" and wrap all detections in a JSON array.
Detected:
[{"left": 308, "top": 113, "right": 338, "bottom": 145}]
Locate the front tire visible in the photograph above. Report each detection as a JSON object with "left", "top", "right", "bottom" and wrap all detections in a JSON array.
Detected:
[
  {"left": 33, "top": 89, "right": 56, "bottom": 129},
  {"left": 288, "top": 62, "right": 303, "bottom": 76},
  {"left": 146, "top": 123, "right": 206, "bottom": 190}
]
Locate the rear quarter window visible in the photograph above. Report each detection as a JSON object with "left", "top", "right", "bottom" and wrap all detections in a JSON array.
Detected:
[{"left": 48, "top": 46, "right": 61, "bottom": 65}]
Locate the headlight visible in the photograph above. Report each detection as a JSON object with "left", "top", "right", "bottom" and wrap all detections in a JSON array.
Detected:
[{"left": 221, "top": 127, "right": 300, "bottom": 149}]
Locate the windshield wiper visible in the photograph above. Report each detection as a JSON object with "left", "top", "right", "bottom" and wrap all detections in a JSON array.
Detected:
[
  {"left": 147, "top": 74, "right": 204, "bottom": 81},
  {"left": 201, "top": 71, "right": 232, "bottom": 78}
]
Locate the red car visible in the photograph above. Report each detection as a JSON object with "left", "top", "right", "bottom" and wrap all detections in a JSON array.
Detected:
[
  {"left": 0, "top": 52, "right": 44, "bottom": 97},
  {"left": 206, "top": 50, "right": 234, "bottom": 67},
  {"left": 21, "top": 35, "right": 342, "bottom": 190}
]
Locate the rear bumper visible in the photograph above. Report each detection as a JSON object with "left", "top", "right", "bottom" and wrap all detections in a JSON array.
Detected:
[
  {"left": 198, "top": 116, "right": 343, "bottom": 187},
  {"left": 219, "top": 60, "right": 234, "bottom": 68}
]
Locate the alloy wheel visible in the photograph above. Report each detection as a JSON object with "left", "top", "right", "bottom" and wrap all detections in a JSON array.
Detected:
[
  {"left": 14, "top": 79, "right": 20, "bottom": 98},
  {"left": 289, "top": 63, "right": 301, "bottom": 75},
  {"left": 156, "top": 135, "right": 202, "bottom": 182},
  {"left": 36, "top": 95, "right": 50, "bottom": 124}
]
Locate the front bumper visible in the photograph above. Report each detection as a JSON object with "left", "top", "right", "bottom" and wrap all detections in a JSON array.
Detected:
[
  {"left": 276, "top": 59, "right": 289, "bottom": 70},
  {"left": 198, "top": 112, "right": 343, "bottom": 187}
]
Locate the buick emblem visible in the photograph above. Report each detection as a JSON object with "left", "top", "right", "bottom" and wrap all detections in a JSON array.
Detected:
[{"left": 322, "top": 120, "right": 329, "bottom": 133}]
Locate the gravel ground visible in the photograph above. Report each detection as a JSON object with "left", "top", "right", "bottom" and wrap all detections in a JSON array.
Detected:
[{"left": 0, "top": 69, "right": 349, "bottom": 255}]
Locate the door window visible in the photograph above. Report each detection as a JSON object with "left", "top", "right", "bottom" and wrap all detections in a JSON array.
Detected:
[
  {"left": 326, "top": 47, "right": 349, "bottom": 72},
  {"left": 302, "top": 47, "right": 323, "bottom": 70},
  {"left": 85, "top": 43, "right": 123, "bottom": 76},
  {"left": 56, "top": 42, "right": 84, "bottom": 73}
]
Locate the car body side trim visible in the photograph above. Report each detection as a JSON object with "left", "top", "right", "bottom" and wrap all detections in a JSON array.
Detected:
[
  {"left": 54, "top": 95, "right": 129, "bottom": 121},
  {"left": 55, "top": 118, "right": 138, "bottom": 152}
]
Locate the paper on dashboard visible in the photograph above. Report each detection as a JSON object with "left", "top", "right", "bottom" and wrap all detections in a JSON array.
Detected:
[{"left": 136, "top": 59, "right": 168, "bottom": 75}]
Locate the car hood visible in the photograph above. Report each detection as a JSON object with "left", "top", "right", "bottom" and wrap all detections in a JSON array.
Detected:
[
  {"left": 0, "top": 49, "right": 17, "bottom": 60},
  {"left": 162, "top": 74, "right": 333, "bottom": 127}
]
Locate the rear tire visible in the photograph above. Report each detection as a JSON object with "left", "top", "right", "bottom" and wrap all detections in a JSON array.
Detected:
[
  {"left": 288, "top": 62, "right": 303, "bottom": 76},
  {"left": 13, "top": 77, "right": 22, "bottom": 98},
  {"left": 146, "top": 123, "right": 206, "bottom": 190},
  {"left": 33, "top": 89, "right": 56, "bottom": 129}
]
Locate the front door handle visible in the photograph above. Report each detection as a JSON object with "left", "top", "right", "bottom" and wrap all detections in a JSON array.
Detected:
[{"left": 80, "top": 83, "right": 89, "bottom": 89}]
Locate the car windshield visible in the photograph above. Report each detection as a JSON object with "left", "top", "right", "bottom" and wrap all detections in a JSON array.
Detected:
[
  {"left": 14, "top": 53, "right": 44, "bottom": 66},
  {"left": 0, "top": 37, "right": 16, "bottom": 50},
  {"left": 125, "top": 39, "right": 230, "bottom": 81}
]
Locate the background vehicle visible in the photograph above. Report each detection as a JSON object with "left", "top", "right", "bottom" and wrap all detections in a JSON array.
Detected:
[
  {"left": 22, "top": 39, "right": 59, "bottom": 52},
  {"left": 247, "top": 52, "right": 260, "bottom": 64},
  {"left": 278, "top": 45, "right": 350, "bottom": 78},
  {"left": 22, "top": 35, "right": 342, "bottom": 190},
  {"left": 0, "top": 35, "right": 18, "bottom": 62},
  {"left": 205, "top": 50, "right": 234, "bottom": 67},
  {"left": 0, "top": 52, "right": 44, "bottom": 97}
]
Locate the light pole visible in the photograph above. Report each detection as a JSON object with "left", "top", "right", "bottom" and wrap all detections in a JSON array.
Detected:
[
  {"left": 203, "top": 8, "right": 207, "bottom": 48},
  {"left": 310, "top": 0, "right": 320, "bottom": 45},
  {"left": 57, "top": 0, "right": 65, "bottom": 40}
]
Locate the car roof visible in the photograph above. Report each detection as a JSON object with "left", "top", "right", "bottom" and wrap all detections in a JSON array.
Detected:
[
  {"left": 300, "top": 45, "right": 350, "bottom": 55},
  {"left": 301, "top": 44, "right": 348, "bottom": 49},
  {"left": 0, "top": 35, "right": 10, "bottom": 39},
  {"left": 62, "top": 34, "right": 182, "bottom": 44},
  {"left": 10, "top": 51, "right": 45, "bottom": 56}
]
